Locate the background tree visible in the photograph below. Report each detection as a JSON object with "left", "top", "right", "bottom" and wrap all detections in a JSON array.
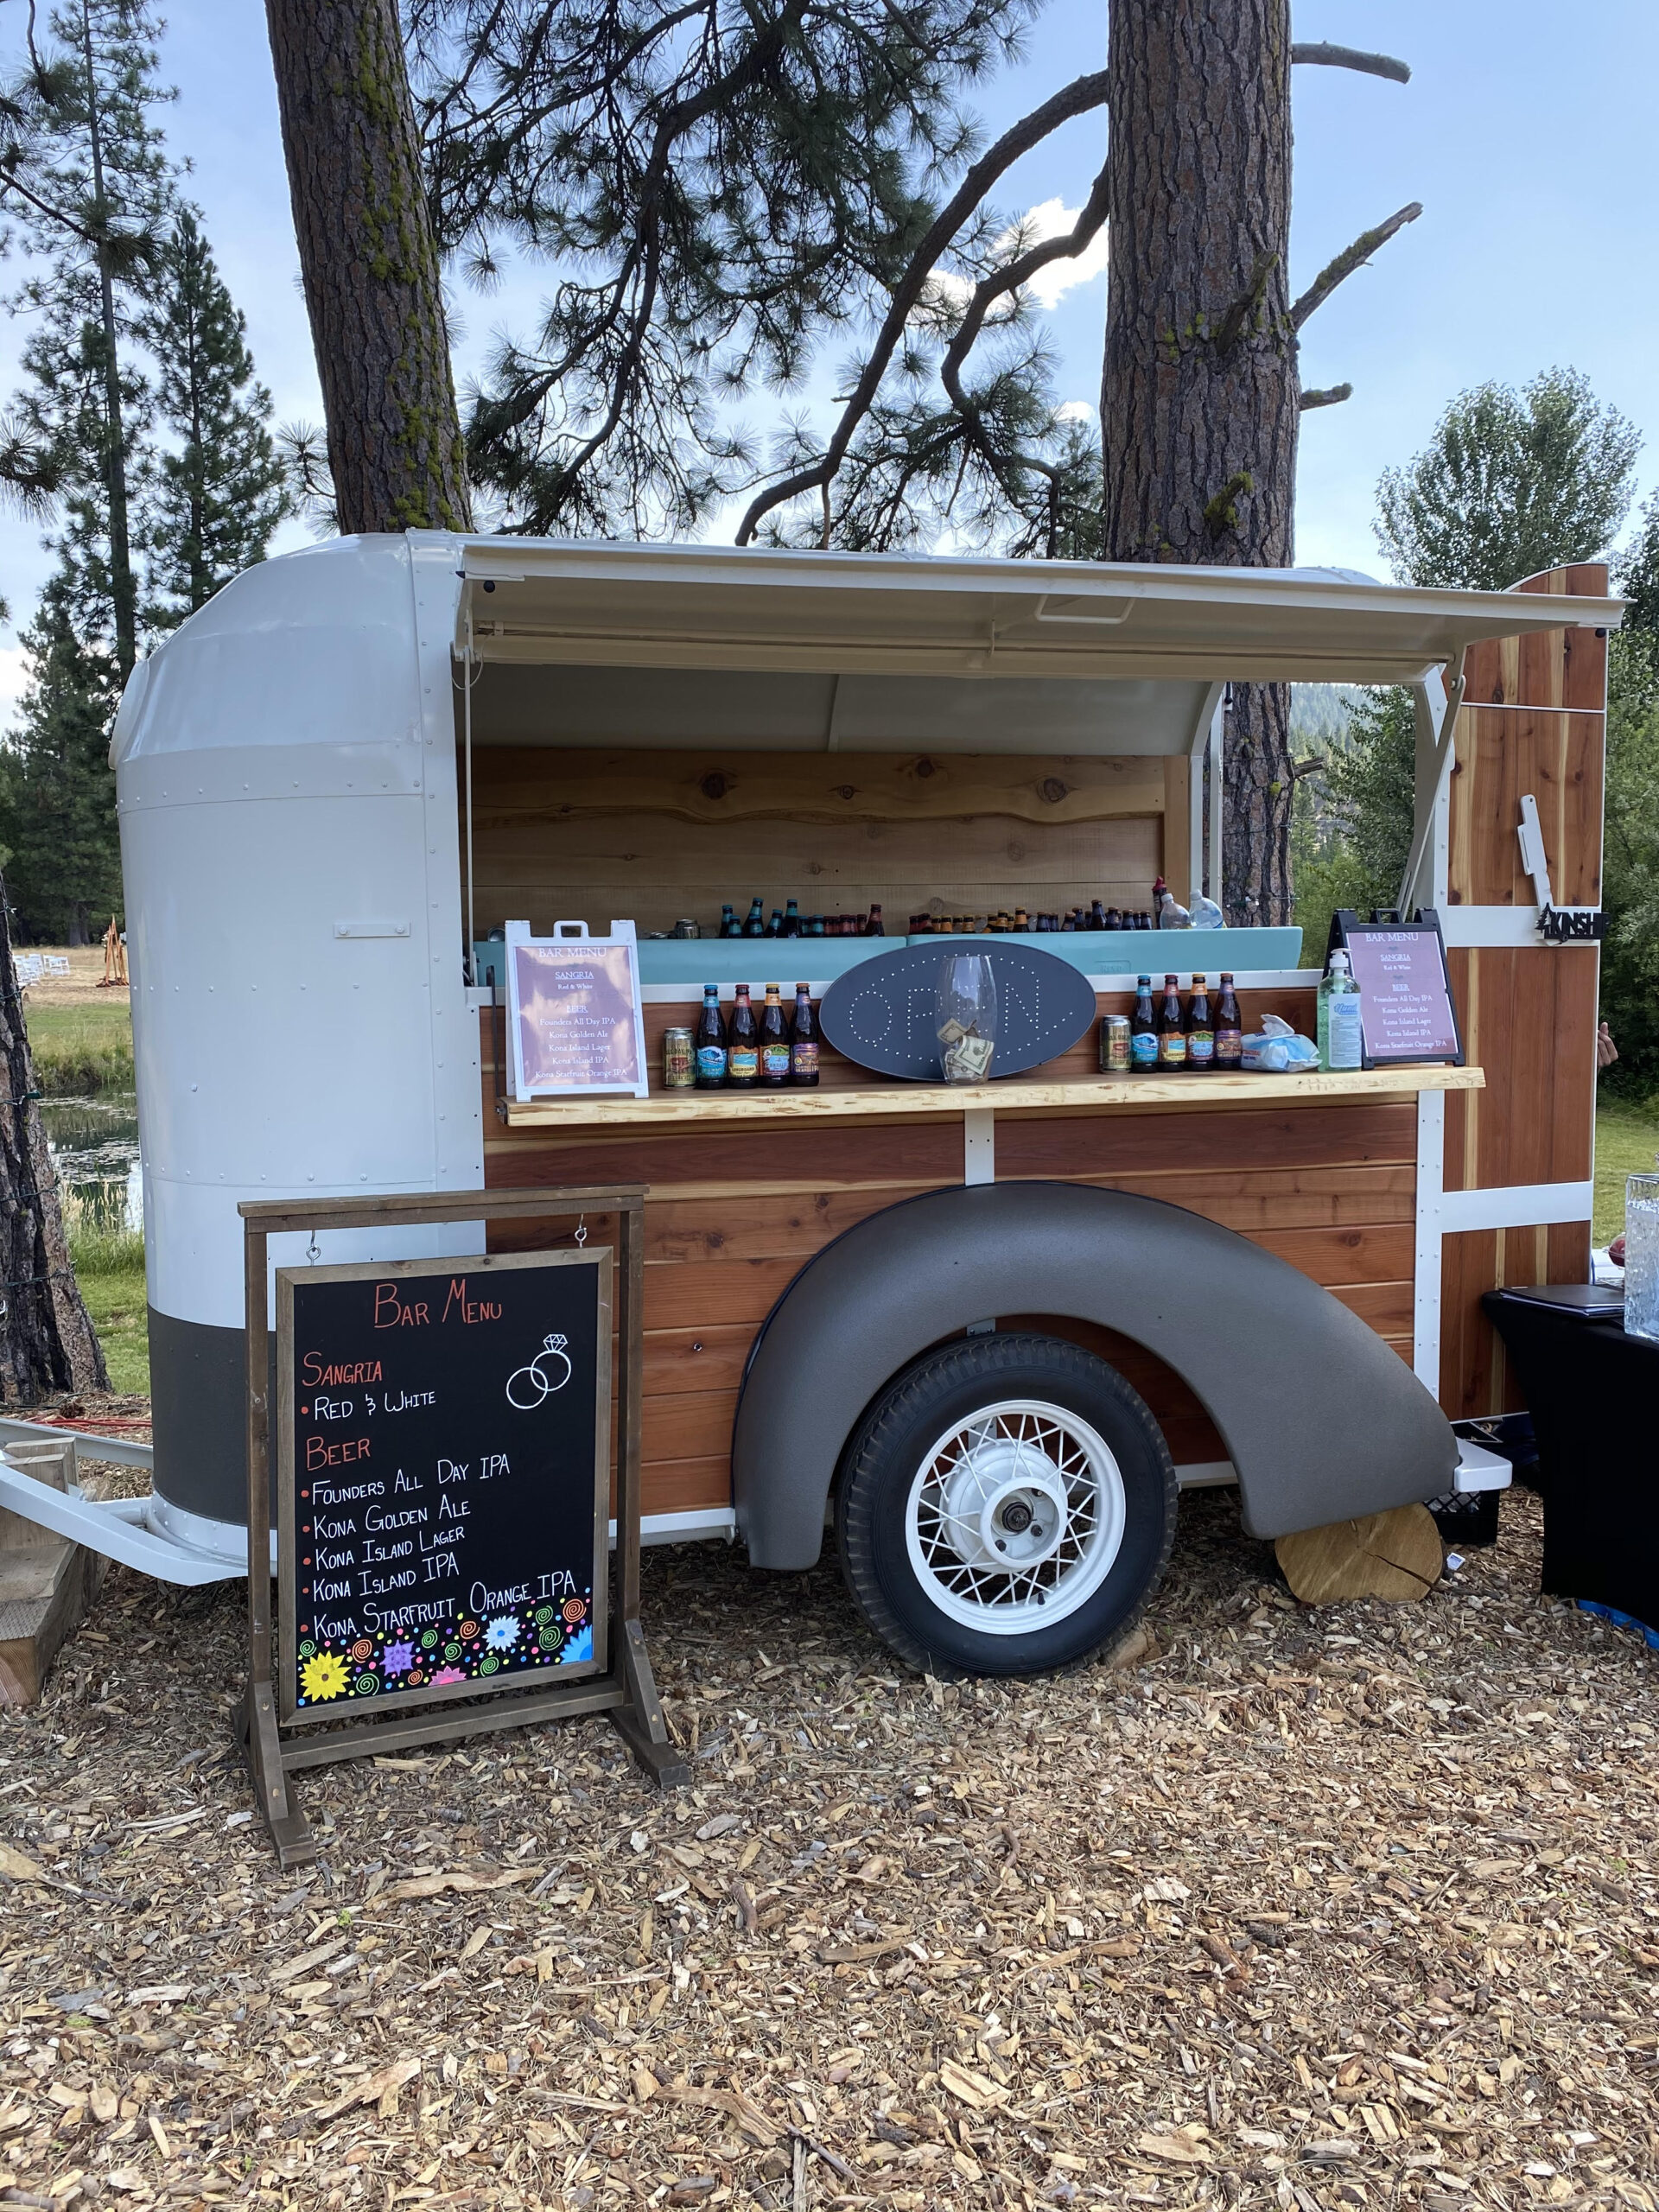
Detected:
[
  {"left": 0, "top": 569, "right": 121, "bottom": 944},
  {"left": 1600, "top": 492, "right": 1659, "bottom": 1096},
  {"left": 0, "top": 5, "right": 288, "bottom": 940},
  {"left": 1375, "top": 367, "right": 1641, "bottom": 591},
  {"left": 0, "top": 0, "right": 176, "bottom": 682},
  {"left": 263, "top": 0, "right": 470, "bottom": 535},
  {"left": 137, "top": 207, "right": 288, "bottom": 626}
]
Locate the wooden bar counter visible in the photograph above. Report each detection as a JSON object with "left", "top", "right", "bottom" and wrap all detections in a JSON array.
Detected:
[{"left": 482, "top": 1004, "right": 1482, "bottom": 1526}]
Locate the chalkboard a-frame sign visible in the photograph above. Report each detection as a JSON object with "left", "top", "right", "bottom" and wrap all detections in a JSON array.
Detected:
[
  {"left": 238, "top": 1184, "right": 685, "bottom": 1872},
  {"left": 276, "top": 1249, "right": 610, "bottom": 1727}
]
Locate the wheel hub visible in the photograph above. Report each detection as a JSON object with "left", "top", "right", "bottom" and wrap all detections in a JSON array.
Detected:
[
  {"left": 938, "top": 1433, "right": 1071, "bottom": 1573},
  {"left": 905, "top": 1397, "right": 1129, "bottom": 1637}
]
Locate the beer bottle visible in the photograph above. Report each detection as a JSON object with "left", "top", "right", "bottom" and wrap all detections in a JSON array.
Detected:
[
  {"left": 719, "top": 903, "right": 737, "bottom": 938},
  {"left": 1185, "top": 974, "right": 1215, "bottom": 1071},
  {"left": 1129, "top": 974, "right": 1158, "bottom": 1071},
  {"left": 727, "top": 984, "right": 760, "bottom": 1085},
  {"left": 765, "top": 907, "right": 783, "bottom": 938},
  {"left": 694, "top": 984, "right": 728, "bottom": 1089},
  {"left": 1157, "top": 973, "right": 1187, "bottom": 1069},
  {"left": 790, "top": 985, "right": 820, "bottom": 1086},
  {"left": 808, "top": 913, "right": 825, "bottom": 937},
  {"left": 863, "top": 904, "right": 885, "bottom": 937},
  {"left": 1090, "top": 899, "right": 1107, "bottom": 931},
  {"left": 1104, "top": 906, "right": 1122, "bottom": 931},
  {"left": 1013, "top": 906, "right": 1030, "bottom": 932},
  {"left": 782, "top": 898, "right": 802, "bottom": 937},
  {"left": 759, "top": 983, "right": 791, "bottom": 1085},
  {"left": 743, "top": 898, "right": 765, "bottom": 937},
  {"left": 1215, "top": 972, "right": 1243, "bottom": 1071}
]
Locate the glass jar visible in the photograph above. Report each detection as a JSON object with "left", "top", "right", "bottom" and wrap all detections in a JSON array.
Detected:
[
  {"left": 1624, "top": 1171, "right": 1659, "bottom": 1343},
  {"left": 937, "top": 953, "right": 998, "bottom": 1084}
]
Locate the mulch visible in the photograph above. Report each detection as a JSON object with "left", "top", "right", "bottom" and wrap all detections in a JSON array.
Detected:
[{"left": 0, "top": 1484, "right": 1655, "bottom": 2212}]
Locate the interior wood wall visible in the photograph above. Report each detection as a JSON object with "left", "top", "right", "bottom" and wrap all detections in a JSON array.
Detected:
[
  {"left": 467, "top": 747, "right": 1185, "bottom": 938},
  {"left": 1439, "top": 564, "right": 1608, "bottom": 1416}
]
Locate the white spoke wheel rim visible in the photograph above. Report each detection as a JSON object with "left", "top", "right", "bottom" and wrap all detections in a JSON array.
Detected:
[{"left": 903, "top": 1397, "right": 1128, "bottom": 1635}]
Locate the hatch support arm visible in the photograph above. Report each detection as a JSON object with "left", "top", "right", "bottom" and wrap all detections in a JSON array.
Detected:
[{"left": 1397, "top": 652, "right": 1465, "bottom": 918}]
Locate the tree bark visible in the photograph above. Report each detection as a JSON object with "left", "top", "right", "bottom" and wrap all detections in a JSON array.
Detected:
[
  {"left": 1100, "top": 0, "right": 1298, "bottom": 923},
  {"left": 0, "top": 880, "right": 108, "bottom": 1403},
  {"left": 264, "top": 0, "right": 471, "bottom": 536}
]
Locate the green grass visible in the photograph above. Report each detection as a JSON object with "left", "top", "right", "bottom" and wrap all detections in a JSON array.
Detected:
[
  {"left": 1595, "top": 1101, "right": 1659, "bottom": 1247},
  {"left": 27, "top": 1000, "right": 135, "bottom": 1096},
  {"left": 67, "top": 1223, "right": 149, "bottom": 1395}
]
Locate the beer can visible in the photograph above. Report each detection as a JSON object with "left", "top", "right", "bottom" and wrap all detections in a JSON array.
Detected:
[
  {"left": 672, "top": 918, "right": 701, "bottom": 938},
  {"left": 662, "top": 1027, "right": 696, "bottom": 1089},
  {"left": 1101, "top": 1014, "right": 1132, "bottom": 1073}
]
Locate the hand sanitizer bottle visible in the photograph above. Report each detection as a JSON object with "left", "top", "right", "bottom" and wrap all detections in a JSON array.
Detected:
[{"left": 1317, "top": 949, "right": 1363, "bottom": 1071}]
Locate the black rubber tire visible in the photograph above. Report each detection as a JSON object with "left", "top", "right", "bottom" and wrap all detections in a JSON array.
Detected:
[{"left": 835, "top": 1332, "right": 1178, "bottom": 1678}]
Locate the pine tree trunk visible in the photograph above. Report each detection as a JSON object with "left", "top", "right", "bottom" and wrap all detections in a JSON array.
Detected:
[
  {"left": 264, "top": 0, "right": 472, "bottom": 536},
  {"left": 1100, "top": 0, "right": 1299, "bottom": 924},
  {"left": 0, "top": 881, "right": 108, "bottom": 1402}
]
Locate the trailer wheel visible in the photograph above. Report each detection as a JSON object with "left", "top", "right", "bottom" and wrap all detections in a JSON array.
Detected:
[{"left": 836, "top": 1332, "right": 1177, "bottom": 1677}]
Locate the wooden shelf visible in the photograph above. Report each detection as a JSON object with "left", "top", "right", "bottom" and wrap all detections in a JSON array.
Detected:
[{"left": 499, "top": 1063, "right": 1484, "bottom": 1129}]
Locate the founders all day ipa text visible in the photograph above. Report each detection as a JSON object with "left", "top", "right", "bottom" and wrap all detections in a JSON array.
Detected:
[{"left": 279, "top": 1251, "right": 611, "bottom": 1719}]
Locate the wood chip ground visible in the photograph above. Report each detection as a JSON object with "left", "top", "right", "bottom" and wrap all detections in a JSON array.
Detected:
[{"left": 1, "top": 1484, "right": 1656, "bottom": 2212}]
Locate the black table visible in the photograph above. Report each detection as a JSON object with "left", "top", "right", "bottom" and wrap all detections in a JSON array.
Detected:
[{"left": 1484, "top": 1287, "right": 1657, "bottom": 1641}]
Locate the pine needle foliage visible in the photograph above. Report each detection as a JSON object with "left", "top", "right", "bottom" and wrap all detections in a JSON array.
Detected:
[
  {"left": 138, "top": 208, "right": 289, "bottom": 626},
  {"left": 403, "top": 0, "right": 1058, "bottom": 537}
]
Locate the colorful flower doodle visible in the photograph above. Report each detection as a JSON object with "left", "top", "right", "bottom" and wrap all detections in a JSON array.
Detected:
[
  {"left": 485, "top": 1614, "right": 520, "bottom": 1652},
  {"left": 559, "top": 1625, "right": 594, "bottom": 1665},
  {"left": 430, "top": 1667, "right": 467, "bottom": 1686},
  {"left": 300, "top": 1651, "right": 350, "bottom": 1702},
  {"left": 383, "top": 1641, "right": 416, "bottom": 1676}
]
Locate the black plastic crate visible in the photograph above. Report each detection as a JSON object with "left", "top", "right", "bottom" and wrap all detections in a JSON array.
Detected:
[{"left": 1426, "top": 1484, "right": 1501, "bottom": 1548}]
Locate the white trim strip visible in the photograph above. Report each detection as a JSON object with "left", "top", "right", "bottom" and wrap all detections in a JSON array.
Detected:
[
  {"left": 963, "top": 1108, "right": 995, "bottom": 1185},
  {"left": 1440, "top": 1180, "right": 1593, "bottom": 1234},
  {"left": 609, "top": 1506, "right": 737, "bottom": 1547},
  {"left": 1175, "top": 1460, "right": 1237, "bottom": 1490},
  {"left": 1414, "top": 1090, "right": 1446, "bottom": 1389},
  {"left": 1440, "top": 906, "right": 1600, "bottom": 949}
]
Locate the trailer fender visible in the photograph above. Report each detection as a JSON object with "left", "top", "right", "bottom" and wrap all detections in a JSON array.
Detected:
[{"left": 732, "top": 1180, "right": 1454, "bottom": 1567}]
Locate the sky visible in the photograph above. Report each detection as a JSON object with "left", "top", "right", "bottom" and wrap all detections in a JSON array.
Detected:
[{"left": 2, "top": 0, "right": 1656, "bottom": 725}]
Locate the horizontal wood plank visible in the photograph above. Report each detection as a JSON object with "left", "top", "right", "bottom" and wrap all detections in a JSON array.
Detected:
[{"left": 472, "top": 747, "right": 1172, "bottom": 828}]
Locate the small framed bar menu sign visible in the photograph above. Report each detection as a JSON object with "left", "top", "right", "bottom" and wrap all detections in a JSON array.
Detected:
[
  {"left": 505, "top": 918, "right": 651, "bottom": 1101},
  {"left": 1331, "top": 910, "right": 1465, "bottom": 1070},
  {"left": 276, "top": 1249, "right": 610, "bottom": 1726}
]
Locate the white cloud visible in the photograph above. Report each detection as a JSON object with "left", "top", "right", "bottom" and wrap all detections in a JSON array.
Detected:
[
  {"left": 924, "top": 198, "right": 1110, "bottom": 319},
  {"left": 1056, "top": 399, "right": 1097, "bottom": 424}
]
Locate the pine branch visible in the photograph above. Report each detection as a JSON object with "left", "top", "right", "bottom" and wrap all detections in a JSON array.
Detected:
[
  {"left": 1290, "top": 203, "right": 1421, "bottom": 331},
  {"left": 1299, "top": 383, "right": 1353, "bottom": 410},
  {"left": 0, "top": 163, "right": 95, "bottom": 243},
  {"left": 1290, "top": 42, "right": 1410, "bottom": 84},
  {"left": 1213, "top": 251, "right": 1277, "bottom": 357},
  {"left": 734, "top": 65, "right": 1110, "bottom": 545},
  {"left": 935, "top": 160, "right": 1109, "bottom": 532}
]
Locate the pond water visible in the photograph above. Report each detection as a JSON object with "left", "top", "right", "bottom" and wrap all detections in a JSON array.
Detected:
[{"left": 41, "top": 1093, "right": 142, "bottom": 1236}]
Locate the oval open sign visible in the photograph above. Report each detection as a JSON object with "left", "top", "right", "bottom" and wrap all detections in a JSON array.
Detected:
[{"left": 819, "top": 940, "right": 1097, "bottom": 1082}]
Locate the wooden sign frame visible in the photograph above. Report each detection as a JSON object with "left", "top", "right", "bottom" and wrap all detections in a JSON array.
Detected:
[
  {"left": 505, "top": 918, "right": 651, "bottom": 1102},
  {"left": 275, "top": 1246, "right": 612, "bottom": 1729},
  {"left": 236, "top": 1185, "right": 685, "bottom": 1871},
  {"left": 1328, "top": 908, "right": 1466, "bottom": 1071}
]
